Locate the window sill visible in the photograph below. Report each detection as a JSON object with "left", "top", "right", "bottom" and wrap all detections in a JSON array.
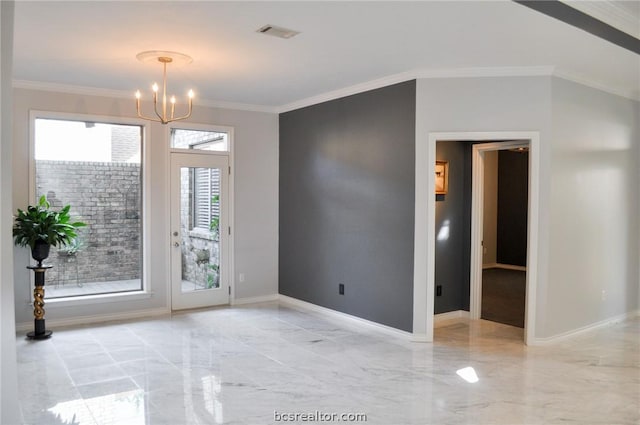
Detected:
[{"left": 39, "top": 290, "right": 153, "bottom": 309}]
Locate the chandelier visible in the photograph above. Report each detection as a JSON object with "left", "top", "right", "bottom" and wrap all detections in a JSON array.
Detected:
[{"left": 135, "top": 51, "right": 194, "bottom": 124}]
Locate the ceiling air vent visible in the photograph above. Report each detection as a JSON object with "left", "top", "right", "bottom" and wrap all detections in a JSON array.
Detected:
[{"left": 256, "top": 24, "right": 300, "bottom": 39}]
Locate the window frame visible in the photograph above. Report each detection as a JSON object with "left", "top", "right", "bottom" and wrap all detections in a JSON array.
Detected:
[{"left": 28, "top": 110, "right": 152, "bottom": 305}]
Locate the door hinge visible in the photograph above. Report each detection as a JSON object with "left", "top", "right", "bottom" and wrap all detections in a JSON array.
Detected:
[
  {"left": 228, "top": 226, "right": 231, "bottom": 235},
  {"left": 228, "top": 286, "right": 231, "bottom": 295},
  {"left": 229, "top": 166, "right": 231, "bottom": 175}
]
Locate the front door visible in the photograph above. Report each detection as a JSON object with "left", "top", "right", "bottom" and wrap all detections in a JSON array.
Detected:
[{"left": 170, "top": 152, "right": 229, "bottom": 310}]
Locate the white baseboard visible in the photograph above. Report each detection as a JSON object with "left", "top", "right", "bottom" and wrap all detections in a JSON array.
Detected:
[
  {"left": 531, "top": 310, "right": 640, "bottom": 346},
  {"left": 482, "top": 263, "right": 527, "bottom": 272},
  {"left": 232, "top": 294, "right": 279, "bottom": 305},
  {"left": 434, "top": 310, "right": 470, "bottom": 325},
  {"left": 278, "top": 295, "right": 415, "bottom": 340},
  {"left": 15, "top": 307, "right": 170, "bottom": 332}
]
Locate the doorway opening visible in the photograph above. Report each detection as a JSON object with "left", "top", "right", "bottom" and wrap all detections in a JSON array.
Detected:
[
  {"left": 414, "top": 131, "right": 540, "bottom": 345},
  {"left": 476, "top": 145, "right": 529, "bottom": 329}
]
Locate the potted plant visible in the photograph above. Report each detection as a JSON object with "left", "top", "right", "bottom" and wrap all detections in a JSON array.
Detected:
[{"left": 13, "top": 195, "right": 86, "bottom": 266}]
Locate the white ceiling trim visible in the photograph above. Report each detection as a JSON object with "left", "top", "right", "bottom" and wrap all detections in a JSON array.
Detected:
[
  {"left": 14, "top": 63, "right": 638, "bottom": 118},
  {"left": 196, "top": 99, "right": 278, "bottom": 114},
  {"left": 552, "top": 68, "right": 640, "bottom": 100},
  {"left": 278, "top": 70, "right": 418, "bottom": 113},
  {"left": 279, "top": 66, "right": 558, "bottom": 113},
  {"left": 14, "top": 79, "right": 131, "bottom": 101},
  {"left": 12, "top": 80, "right": 279, "bottom": 114},
  {"left": 562, "top": 0, "right": 640, "bottom": 38}
]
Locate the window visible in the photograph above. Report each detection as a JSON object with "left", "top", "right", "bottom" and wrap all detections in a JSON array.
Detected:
[
  {"left": 170, "top": 129, "right": 229, "bottom": 152},
  {"left": 34, "top": 118, "right": 144, "bottom": 298},
  {"left": 193, "top": 167, "right": 221, "bottom": 231},
  {"left": 170, "top": 127, "right": 229, "bottom": 235}
]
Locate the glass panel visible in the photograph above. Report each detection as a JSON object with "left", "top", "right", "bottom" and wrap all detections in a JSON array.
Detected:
[
  {"left": 34, "top": 118, "right": 143, "bottom": 298},
  {"left": 171, "top": 129, "right": 229, "bottom": 152},
  {"left": 180, "top": 166, "right": 221, "bottom": 292}
]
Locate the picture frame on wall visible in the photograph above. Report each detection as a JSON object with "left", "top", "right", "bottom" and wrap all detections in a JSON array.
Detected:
[{"left": 435, "top": 161, "right": 449, "bottom": 195}]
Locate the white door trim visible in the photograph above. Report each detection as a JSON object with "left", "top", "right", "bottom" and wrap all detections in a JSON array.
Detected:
[
  {"left": 166, "top": 123, "right": 235, "bottom": 305},
  {"left": 414, "top": 131, "right": 540, "bottom": 345}
]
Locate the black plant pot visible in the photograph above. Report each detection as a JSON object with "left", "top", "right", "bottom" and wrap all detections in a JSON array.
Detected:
[{"left": 31, "top": 241, "right": 51, "bottom": 266}]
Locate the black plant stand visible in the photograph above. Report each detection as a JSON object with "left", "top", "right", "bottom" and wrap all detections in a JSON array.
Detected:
[{"left": 26, "top": 264, "right": 53, "bottom": 339}]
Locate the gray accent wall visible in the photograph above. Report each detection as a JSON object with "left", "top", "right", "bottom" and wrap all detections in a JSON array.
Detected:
[
  {"left": 434, "top": 141, "right": 472, "bottom": 313},
  {"left": 279, "top": 81, "right": 416, "bottom": 332}
]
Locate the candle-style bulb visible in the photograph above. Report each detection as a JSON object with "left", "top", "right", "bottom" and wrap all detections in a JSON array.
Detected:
[
  {"left": 152, "top": 83, "right": 159, "bottom": 92},
  {"left": 135, "top": 90, "right": 141, "bottom": 99},
  {"left": 170, "top": 96, "right": 176, "bottom": 104},
  {"left": 188, "top": 89, "right": 194, "bottom": 99}
]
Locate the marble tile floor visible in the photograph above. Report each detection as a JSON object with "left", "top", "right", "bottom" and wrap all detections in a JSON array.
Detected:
[{"left": 14, "top": 303, "right": 640, "bottom": 425}]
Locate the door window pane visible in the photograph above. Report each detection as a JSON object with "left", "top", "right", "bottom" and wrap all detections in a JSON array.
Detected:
[
  {"left": 171, "top": 129, "right": 229, "bottom": 151},
  {"left": 180, "top": 166, "right": 221, "bottom": 292},
  {"left": 34, "top": 118, "right": 143, "bottom": 298}
]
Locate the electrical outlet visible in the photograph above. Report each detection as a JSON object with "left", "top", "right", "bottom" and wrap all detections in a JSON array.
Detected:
[
  {"left": 339, "top": 283, "right": 345, "bottom": 295},
  {"left": 436, "top": 285, "right": 442, "bottom": 296},
  {"left": 601, "top": 290, "right": 606, "bottom": 301},
  {"left": 239, "top": 273, "right": 245, "bottom": 283}
]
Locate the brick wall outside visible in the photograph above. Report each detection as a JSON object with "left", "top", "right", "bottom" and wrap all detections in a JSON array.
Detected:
[
  {"left": 36, "top": 160, "right": 141, "bottom": 285},
  {"left": 111, "top": 126, "right": 140, "bottom": 162}
]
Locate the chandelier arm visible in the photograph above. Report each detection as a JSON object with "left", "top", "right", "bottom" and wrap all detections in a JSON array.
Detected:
[
  {"left": 170, "top": 103, "right": 193, "bottom": 122},
  {"left": 136, "top": 110, "right": 163, "bottom": 123},
  {"left": 152, "top": 96, "right": 166, "bottom": 123},
  {"left": 136, "top": 97, "right": 162, "bottom": 123}
]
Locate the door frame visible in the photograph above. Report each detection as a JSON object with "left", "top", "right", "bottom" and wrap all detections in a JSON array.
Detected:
[
  {"left": 413, "top": 131, "right": 540, "bottom": 345},
  {"left": 166, "top": 122, "right": 235, "bottom": 308},
  {"left": 169, "top": 151, "right": 230, "bottom": 310}
]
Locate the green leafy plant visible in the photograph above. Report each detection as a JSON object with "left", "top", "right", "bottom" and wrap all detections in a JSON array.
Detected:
[
  {"left": 209, "top": 195, "right": 220, "bottom": 234},
  {"left": 13, "top": 195, "right": 86, "bottom": 249}
]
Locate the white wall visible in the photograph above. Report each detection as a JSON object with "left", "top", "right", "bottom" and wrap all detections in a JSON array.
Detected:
[
  {"left": 1, "top": 2, "right": 20, "bottom": 424},
  {"left": 415, "top": 76, "right": 553, "bottom": 339},
  {"left": 416, "top": 75, "right": 640, "bottom": 341},
  {"left": 482, "top": 150, "right": 498, "bottom": 266},
  {"left": 12, "top": 88, "right": 278, "bottom": 326},
  {"left": 544, "top": 78, "right": 640, "bottom": 337}
]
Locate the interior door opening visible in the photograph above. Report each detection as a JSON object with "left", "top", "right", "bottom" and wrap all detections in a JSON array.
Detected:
[
  {"left": 478, "top": 147, "right": 529, "bottom": 328},
  {"left": 433, "top": 138, "right": 532, "bottom": 343}
]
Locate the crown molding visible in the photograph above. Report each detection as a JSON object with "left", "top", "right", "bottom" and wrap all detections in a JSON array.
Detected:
[
  {"left": 415, "top": 65, "right": 556, "bottom": 79},
  {"left": 552, "top": 68, "right": 640, "bottom": 101},
  {"left": 278, "top": 70, "right": 418, "bottom": 113},
  {"left": 14, "top": 63, "right": 639, "bottom": 119},
  {"left": 12, "top": 79, "right": 279, "bottom": 114},
  {"left": 13, "top": 79, "right": 131, "bottom": 99},
  {"left": 561, "top": 0, "right": 640, "bottom": 39},
  {"left": 197, "top": 98, "right": 278, "bottom": 114},
  {"left": 278, "top": 66, "right": 556, "bottom": 113}
]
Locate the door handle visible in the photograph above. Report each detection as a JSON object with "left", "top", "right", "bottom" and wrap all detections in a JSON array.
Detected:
[{"left": 174, "top": 242, "right": 180, "bottom": 247}]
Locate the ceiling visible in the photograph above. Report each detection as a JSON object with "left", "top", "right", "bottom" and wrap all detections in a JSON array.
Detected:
[{"left": 12, "top": 1, "right": 640, "bottom": 111}]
